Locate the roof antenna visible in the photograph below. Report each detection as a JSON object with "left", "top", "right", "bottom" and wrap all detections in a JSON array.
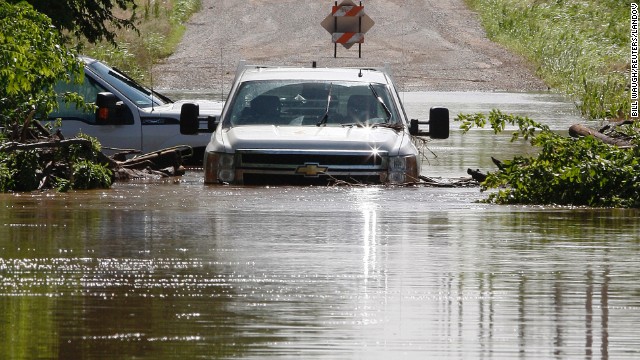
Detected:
[
  {"left": 150, "top": 61, "right": 155, "bottom": 112},
  {"left": 312, "top": 61, "right": 317, "bottom": 68},
  {"left": 146, "top": 34, "right": 155, "bottom": 113},
  {"left": 358, "top": 68, "right": 363, "bottom": 77}
]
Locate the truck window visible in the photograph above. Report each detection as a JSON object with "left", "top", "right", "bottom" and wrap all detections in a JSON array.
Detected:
[
  {"left": 87, "top": 60, "right": 164, "bottom": 108},
  {"left": 50, "top": 76, "right": 106, "bottom": 124}
]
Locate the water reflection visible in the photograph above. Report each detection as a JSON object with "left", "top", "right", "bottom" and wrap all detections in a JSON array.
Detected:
[{"left": 1, "top": 93, "right": 640, "bottom": 359}]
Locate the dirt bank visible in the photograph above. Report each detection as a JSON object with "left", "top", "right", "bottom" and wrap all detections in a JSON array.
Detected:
[{"left": 153, "top": 0, "right": 546, "bottom": 99}]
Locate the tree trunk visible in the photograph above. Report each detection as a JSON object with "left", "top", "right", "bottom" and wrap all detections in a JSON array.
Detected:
[{"left": 568, "top": 124, "right": 632, "bottom": 148}]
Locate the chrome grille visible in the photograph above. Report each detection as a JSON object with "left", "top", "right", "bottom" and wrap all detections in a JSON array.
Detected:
[{"left": 235, "top": 149, "right": 388, "bottom": 184}]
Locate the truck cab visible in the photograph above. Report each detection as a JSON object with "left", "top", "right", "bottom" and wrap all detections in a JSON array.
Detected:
[
  {"left": 180, "top": 62, "right": 450, "bottom": 184},
  {"left": 47, "top": 56, "right": 222, "bottom": 164}
]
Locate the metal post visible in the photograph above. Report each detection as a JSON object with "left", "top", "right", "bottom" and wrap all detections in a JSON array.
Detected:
[
  {"left": 358, "top": 1, "right": 362, "bottom": 58},
  {"left": 334, "top": 1, "right": 338, "bottom": 58}
]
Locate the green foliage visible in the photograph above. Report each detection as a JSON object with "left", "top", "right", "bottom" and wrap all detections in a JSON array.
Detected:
[
  {"left": 72, "top": 160, "right": 112, "bottom": 190},
  {"left": 12, "top": 151, "right": 40, "bottom": 192},
  {"left": 53, "top": 177, "right": 73, "bottom": 193},
  {"left": 0, "top": 139, "right": 114, "bottom": 192},
  {"left": 8, "top": 0, "right": 138, "bottom": 45},
  {"left": 457, "top": 110, "right": 640, "bottom": 208},
  {"left": 66, "top": 135, "right": 113, "bottom": 191},
  {"left": 75, "top": 133, "right": 103, "bottom": 154},
  {"left": 170, "top": 0, "right": 201, "bottom": 24},
  {"left": 0, "top": 161, "right": 11, "bottom": 193},
  {"left": 457, "top": 110, "right": 545, "bottom": 141},
  {"left": 465, "top": 0, "right": 630, "bottom": 120},
  {"left": 0, "top": 2, "right": 83, "bottom": 127},
  {"left": 0, "top": 150, "right": 39, "bottom": 192}
]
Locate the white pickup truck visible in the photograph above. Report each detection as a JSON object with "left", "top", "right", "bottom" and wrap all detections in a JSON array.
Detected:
[
  {"left": 180, "top": 62, "right": 450, "bottom": 185},
  {"left": 47, "top": 56, "right": 222, "bottom": 164}
]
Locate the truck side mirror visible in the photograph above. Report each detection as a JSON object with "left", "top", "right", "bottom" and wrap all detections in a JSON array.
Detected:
[
  {"left": 428, "top": 107, "right": 449, "bottom": 139},
  {"left": 96, "top": 92, "right": 118, "bottom": 123},
  {"left": 180, "top": 103, "right": 200, "bottom": 135},
  {"left": 409, "top": 106, "right": 449, "bottom": 139},
  {"left": 96, "top": 92, "right": 133, "bottom": 125}
]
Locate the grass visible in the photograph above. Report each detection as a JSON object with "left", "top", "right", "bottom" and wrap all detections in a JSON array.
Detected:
[
  {"left": 465, "top": 0, "right": 631, "bottom": 120},
  {"left": 79, "top": 0, "right": 201, "bottom": 84}
]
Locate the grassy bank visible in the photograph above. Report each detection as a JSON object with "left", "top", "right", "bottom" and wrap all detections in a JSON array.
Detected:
[
  {"left": 466, "top": 0, "right": 631, "bottom": 120},
  {"left": 81, "top": 0, "right": 201, "bottom": 84}
]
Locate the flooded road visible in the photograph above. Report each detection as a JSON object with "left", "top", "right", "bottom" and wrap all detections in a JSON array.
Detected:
[{"left": 2, "top": 92, "right": 640, "bottom": 359}]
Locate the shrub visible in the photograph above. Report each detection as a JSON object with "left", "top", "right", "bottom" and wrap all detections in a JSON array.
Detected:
[
  {"left": 457, "top": 110, "right": 640, "bottom": 207},
  {"left": 72, "top": 160, "right": 113, "bottom": 190}
]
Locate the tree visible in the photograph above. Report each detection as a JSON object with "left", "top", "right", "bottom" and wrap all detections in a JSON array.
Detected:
[
  {"left": 0, "top": 2, "right": 113, "bottom": 192},
  {"left": 0, "top": 1, "right": 83, "bottom": 126},
  {"left": 7, "top": 0, "right": 137, "bottom": 45}
]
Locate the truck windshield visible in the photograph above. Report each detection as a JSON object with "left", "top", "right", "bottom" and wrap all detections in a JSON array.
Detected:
[
  {"left": 87, "top": 60, "right": 167, "bottom": 108},
  {"left": 224, "top": 80, "right": 399, "bottom": 127}
]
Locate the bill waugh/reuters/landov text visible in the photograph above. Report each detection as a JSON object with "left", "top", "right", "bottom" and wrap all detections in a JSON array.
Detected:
[{"left": 632, "top": 3, "right": 639, "bottom": 118}]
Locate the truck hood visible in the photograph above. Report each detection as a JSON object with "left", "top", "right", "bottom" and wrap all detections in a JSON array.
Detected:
[
  {"left": 149, "top": 99, "right": 224, "bottom": 116},
  {"left": 222, "top": 125, "right": 409, "bottom": 153}
]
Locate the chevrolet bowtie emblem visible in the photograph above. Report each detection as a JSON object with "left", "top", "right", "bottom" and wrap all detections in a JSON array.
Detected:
[{"left": 295, "top": 163, "right": 328, "bottom": 177}]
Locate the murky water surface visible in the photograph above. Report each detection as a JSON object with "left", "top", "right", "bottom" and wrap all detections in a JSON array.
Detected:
[{"left": 2, "top": 92, "right": 639, "bottom": 359}]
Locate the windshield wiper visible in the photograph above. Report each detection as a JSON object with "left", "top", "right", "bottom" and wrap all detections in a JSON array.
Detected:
[
  {"left": 368, "top": 84, "right": 392, "bottom": 123},
  {"left": 316, "top": 83, "right": 333, "bottom": 127},
  {"left": 111, "top": 67, "right": 173, "bottom": 104},
  {"left": 340, "top": 122, "right": 365, "bottom": 128},
  {"left": 372, "top": 123, "right": 404, "bottom": 131}
]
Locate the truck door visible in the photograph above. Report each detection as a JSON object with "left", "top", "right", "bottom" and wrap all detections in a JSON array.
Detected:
[{"left": 48, "top": 74, "right": 142, "bottom": 154}]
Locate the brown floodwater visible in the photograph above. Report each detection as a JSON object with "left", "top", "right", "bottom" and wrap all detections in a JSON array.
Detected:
[{"left": 1, "top": 92, "right": 639, "bottom": 359}]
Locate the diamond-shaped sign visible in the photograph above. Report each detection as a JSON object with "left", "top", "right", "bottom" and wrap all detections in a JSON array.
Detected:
[{"left": 321, "top": 0, "right": 374, "bottom": 54}]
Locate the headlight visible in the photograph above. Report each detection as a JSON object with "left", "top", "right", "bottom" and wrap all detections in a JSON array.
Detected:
[
  {"left": 204, "top": 152, "right": 235, "bottom": 183},
  {"left": 387, "top": 155, "right": 418, "bottom": 183}
]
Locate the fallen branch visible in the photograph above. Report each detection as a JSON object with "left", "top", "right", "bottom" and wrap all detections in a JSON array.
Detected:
[
  {"left": 569, "top": 124, "right": 633, "bottom": 148},
  {"left": 599, "top": 119, "right": 636, "bottom": 132},
  {"left": 0, "top": 138, "right": 93, "bottom": 152},
  {"left": 418, "top": 175, "right": 478, "bottom": 187},
  {"left": 118, "top": 148, "right": 185, "bottom": 175},
  {"left": 467, "top": 168, "right": 487, "bottom": 182}
]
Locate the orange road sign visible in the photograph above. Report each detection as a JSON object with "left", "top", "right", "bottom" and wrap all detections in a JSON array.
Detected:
[{"left": 321, "top": 0, "right": 374, "bottom": 57}]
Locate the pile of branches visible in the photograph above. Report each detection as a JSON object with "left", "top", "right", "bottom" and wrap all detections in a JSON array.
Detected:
[{"left": 0, "top": 115, "right": 187, "bottom": 192}]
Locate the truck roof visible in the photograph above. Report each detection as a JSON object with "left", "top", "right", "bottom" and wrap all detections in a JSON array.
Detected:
[{"left": 236, "top": 64, "right": 393, "bottom": 85}]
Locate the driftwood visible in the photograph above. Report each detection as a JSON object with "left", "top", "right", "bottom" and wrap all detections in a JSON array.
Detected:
[
  {"left": 418, "top": 175, "right": 478, "bottom": 187},
  {"left": 467, "top": 168, "right": 487, "bottom": 182},
  {"left": 120, "top": 148, "right": 183, "bottom": 170},
  {"left": 113, "top": 165, "right": 185, "bottom": 181},
  {"left": 569, "top": 124, "right": 633, "bottom": 148},
  {"left": 107, "top": 148, "right": 141, "bottom": 162},
  {"left": 0, "top": 138, "right": 93, "bottom": 152},
  {"left": 599, "top": 119, "right": 636, "bottom": 133}
]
